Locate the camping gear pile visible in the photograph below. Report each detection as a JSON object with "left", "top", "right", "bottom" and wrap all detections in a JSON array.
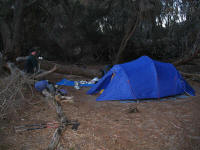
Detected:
[
  {"left": 35, "top": 80, "right": 73, "bottom": 103},
  {"left": 56, "top": 77, "right": 99, "bottom": 90},
  {"left": 34, "top": 56, "right": 195, "bottom": 102}
]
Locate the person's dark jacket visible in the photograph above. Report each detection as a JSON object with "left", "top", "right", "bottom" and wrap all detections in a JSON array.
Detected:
[{"left": 24, "top": 55, "right": 38, "bottom": 73}]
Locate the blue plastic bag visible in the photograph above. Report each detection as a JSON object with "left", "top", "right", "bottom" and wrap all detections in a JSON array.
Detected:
[{"left": 35, "top": 80, "right": 48, "bottom": 92}]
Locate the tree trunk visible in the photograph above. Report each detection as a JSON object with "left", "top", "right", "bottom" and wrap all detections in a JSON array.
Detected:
[
  {"left": 114, "top": 13, "right": 140, "bottom": 64},
  {"left": 0, "top": 20, "right": 13, "bottom": 53},
  {"left": 12, "top": 0, "right": 24, "bottom": 57},
  {"left": 0, "top": 52, "right": 3, "bottom": 73},
  {"left": 0, "top": 0, "right": 24, "bottom": 60}
]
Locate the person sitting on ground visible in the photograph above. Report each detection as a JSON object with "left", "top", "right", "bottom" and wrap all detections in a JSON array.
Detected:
[{"left": 24, "top": 49, "right": 38, "bottom": 74}]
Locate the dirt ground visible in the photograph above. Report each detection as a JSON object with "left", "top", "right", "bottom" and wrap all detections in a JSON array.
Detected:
[{"left": 1, "top": 67, "right": 200, "bottom": 150}]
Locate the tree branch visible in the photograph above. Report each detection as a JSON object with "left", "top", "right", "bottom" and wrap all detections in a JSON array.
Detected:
[
  {"left": 34, "top": 65, "right": 57, "bottom": 79},
  {"left": 114, "top": 11, "right": 140, "bottom": 64},
  {"left": 173, "top": 30, "right": 200, "bottom": 66}
]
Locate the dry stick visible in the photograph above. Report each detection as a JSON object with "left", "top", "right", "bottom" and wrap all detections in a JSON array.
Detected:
[{"left": 47, "top": 96, "right": 68, "bottom": 150}]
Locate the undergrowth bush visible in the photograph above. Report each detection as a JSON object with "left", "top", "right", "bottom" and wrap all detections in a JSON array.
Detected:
[{"left": 0, "top": 72, "right": 34, "bottom": 119}]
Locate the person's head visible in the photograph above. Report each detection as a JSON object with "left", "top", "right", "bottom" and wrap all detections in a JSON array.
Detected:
[
  {"left": 30, "top": 48, "right": 37, "bottom": 56},
  {"left": 31, "top": 51, "right": 37, "bottom": 56}
]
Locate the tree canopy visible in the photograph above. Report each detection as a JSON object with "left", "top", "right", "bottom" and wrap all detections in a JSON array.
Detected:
[{"left": 0, "top": 0, "right": 200, "bottom": 63}]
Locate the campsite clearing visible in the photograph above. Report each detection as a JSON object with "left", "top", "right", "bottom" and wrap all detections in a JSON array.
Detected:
[{"left": 0, "top": 73, "right": 200, "bottom": 150}]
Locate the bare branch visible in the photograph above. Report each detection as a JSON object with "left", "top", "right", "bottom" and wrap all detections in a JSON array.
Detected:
[{"left": 34, "top": 65, "right": 57, "bottom": 79}]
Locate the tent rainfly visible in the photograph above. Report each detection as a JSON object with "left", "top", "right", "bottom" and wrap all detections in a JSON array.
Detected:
[{"left": 87, "top": 56, "right": 195, "bottom": 101}]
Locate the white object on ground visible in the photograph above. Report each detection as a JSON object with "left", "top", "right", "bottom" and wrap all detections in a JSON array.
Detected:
[
  {"left": 74, "top": 81, "right": 80, "bottom": 90},
  {"left": 88, "top": 77, "right": 99, "bottom": 84},
  {"left": 80, "top": 80, "right": 88, "bottom": 84},
  {"left": 42, "top": 89, "right": 53, "bottom": 97}
]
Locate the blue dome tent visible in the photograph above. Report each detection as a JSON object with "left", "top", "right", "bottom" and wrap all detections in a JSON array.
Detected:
[{"left": 87, "top": 56, "right": 195, "bottom": 101}]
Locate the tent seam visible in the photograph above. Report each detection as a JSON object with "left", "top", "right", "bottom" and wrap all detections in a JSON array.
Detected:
[
  {"left": 151, "top": 60, "right": 160, "bottom": 99},
  {"left": 119, "top": 65, "right": 137, "bottom": 100}
]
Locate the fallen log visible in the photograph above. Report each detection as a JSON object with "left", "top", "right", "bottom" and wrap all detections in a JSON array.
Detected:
[
  {"left": 179, "top": 71, "right": 200, "bottom": 79},
  {"left": 47, "top": 98, "right": 67, "bottom": 150},
  {"left": 5, "top": 62, "right": 57, "bottom": 80},
  {"left": 3, "top": 62, "right": 57, "bottom": 84},
  {"left": 47, "top": 127, "right": 65, "bottom": 150},
  {"left": 40, "top": 60, "right": 101, "bottom": 78},
  {"left": 173, "top": 52, "right": 199, "bottom": 67},
  {"left": 16, "top": 56, "right": 101, "bottom": 78},
  {"left": 34, "top": 65, "right": 57, "bottom": 79},
  {"left": 16, "top": 56, "right": 28, "bottom": 62},
  {"left": 6, "top": 62, "right": 24, "bottom": 74}
]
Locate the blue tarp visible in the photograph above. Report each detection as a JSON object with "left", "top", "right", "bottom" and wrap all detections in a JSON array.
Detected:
[
  {"left": 35, "top": 80, "right": 68, "bottom": 95},
  {"left": 87, "top": 56, "right": 195, "bottom": 101},
  {"left": 56, "top": 78, "right": 95, "bottom": 87}
]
